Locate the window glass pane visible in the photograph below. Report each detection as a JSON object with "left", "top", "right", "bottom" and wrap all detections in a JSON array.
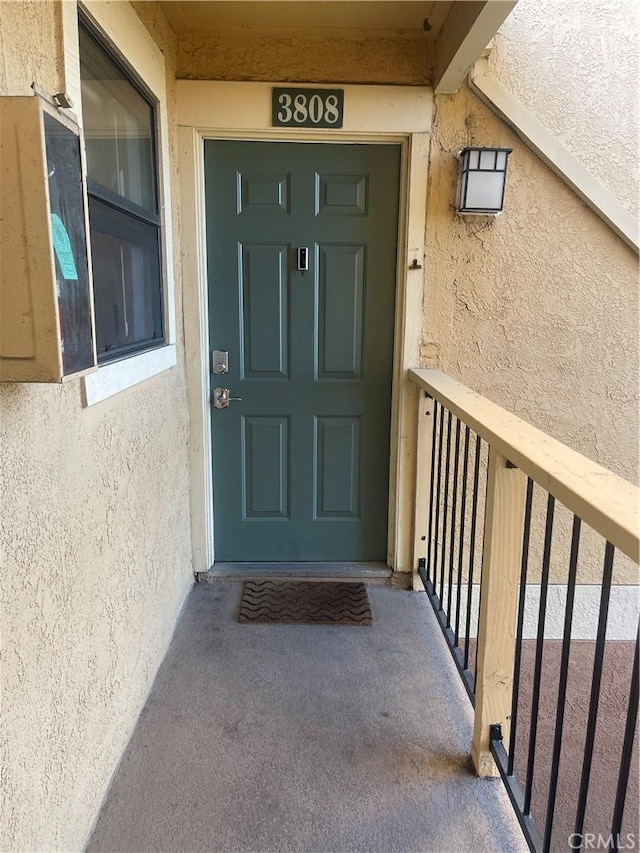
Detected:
[
  {"left": 89, "top": 198, "right": 163, "bottom": 360},
  {"left": 79, "top": 24, "right": 157, "bottom": 214},
  {"left": 44, "top": 113, "right": 95, "bottom": 373}
]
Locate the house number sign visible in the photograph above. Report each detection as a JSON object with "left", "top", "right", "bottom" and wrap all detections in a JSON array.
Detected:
[{"left": 272, "top": 88, "right": 344, "bottom": 129}]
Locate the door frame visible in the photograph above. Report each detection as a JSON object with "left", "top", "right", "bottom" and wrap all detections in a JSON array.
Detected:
[{"left": 177, "top": 81, "right": 433, "bottom": 578}]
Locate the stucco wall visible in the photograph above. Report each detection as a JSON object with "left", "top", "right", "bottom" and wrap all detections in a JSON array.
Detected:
[
  {"left": 490, "top": 0, "right": 639, "bottom": 217},
  {"left": 0, "top": 0, "right": 63, "bottom": 95},
  {"left": 423, "top": 83, "right": 639, "bottom": 582},
  {"left": 176, "top": 31, "right": 433, "bottom": 84},
  {"left": 1, "top": 2, "right": 637, "bottom": 848},
  {"left": 0, "top": 2, "right": 192, "bottom": 851},
  {"left": 171, "top": 7, "right": 638, "bottom": 581}
]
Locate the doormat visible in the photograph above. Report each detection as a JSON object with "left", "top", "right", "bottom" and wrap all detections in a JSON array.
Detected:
[{"left": 238, "top": 581, "right": 372, "bottom": 626}]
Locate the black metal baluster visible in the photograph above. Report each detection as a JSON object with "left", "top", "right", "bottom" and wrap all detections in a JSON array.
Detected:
[
  {"left": 524, "top": 493, "right": 555, "bottom": 816},
  {"left": 431, "top": 404, "right": 445, "bottom": 606},
  {"left": 611, "top": 627, "right": 639, "bottom": 852},
  {"left": 425, "top": 398, "right": 439, "bottom": 585},
  {"left": 454, "top": 426, "right": 470, "bottom": 646},
  {"left": 508, "top": 477, "right": 535, "bottom": 778},
  {"left": 439, "top": 411, "right": 453, "bottom": 607},
  {"left": 543, "top": 515, "right": 581, "bottom": 852},
  {"left": 463, "top": 434, "right": 482, "bottom": 673},
  {"left": 574, "top": 542, "right": 615, "bottom": 841},
  {"left": 446, "top": 418, "right": 461, "bottom": 628}
]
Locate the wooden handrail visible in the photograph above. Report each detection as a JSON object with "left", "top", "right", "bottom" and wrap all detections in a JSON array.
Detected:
[{"left": 408, "top": 368, "right": 640, "bottom": 564}]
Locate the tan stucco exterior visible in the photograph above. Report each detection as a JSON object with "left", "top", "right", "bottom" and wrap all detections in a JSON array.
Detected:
[
  {"left": 1, "top": 1, "right": 638, "bottom": 850},
  {"left": 175, "top": 30, "right": 433, "bottom": 85},
  {"left": 165, "top": 4, "right": 639, "bottom": 494},
  {"left": 423, "top": 84, "right": 639, "bottom": 485},
  {"left": 490, "top": 0, "right": 639, "bottom": 218},
  {"left": 0, "top": 0, "right": 63, "bottom": 96},
  {"left": 423, "top": 84, "right": 639, "bottom": 584},
  {"left": 0, "top": 3, "right": 192, "bottom": 850}
]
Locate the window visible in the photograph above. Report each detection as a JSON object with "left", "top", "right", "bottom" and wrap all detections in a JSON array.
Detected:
[{"left": 78, "top": 15, "right": 163, "bottom": 363}]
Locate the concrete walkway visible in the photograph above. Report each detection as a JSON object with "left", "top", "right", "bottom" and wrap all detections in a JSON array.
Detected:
[{"left": 88, "top": 582, "right": 527, "bottom": 853}]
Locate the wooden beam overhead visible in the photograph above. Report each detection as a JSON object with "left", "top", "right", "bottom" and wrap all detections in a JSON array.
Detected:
[
  {"left": 434, "top": 0, "right": 517, "bottom": 93},
  {"left": 160, "top": 1, "right": 445, "bottom": 37}
]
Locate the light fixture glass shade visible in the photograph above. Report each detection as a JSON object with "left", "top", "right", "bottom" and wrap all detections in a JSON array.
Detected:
[{"left": 456, "top": 147, "right": 513, "bottom": 215}]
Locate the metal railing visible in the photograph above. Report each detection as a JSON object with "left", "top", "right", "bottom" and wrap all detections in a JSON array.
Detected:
[
  {"left": 409, "top": 369, "right": 639, "bottom": 853},
  {"left": 417, "top": 400, "right": 488, "bottom": 702}
]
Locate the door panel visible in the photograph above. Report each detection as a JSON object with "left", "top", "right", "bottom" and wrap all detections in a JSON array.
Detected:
[
  {"left": 240, "top": 243, "right": 289, "bottom": 378},
  {"left": 314, "top": 416, "right": 361, "bottom": 518},
  {"left": 316, "top": 173, "right": 368, "bottom": 216},
  {"left": 239, "top": 172, "right": 289, "bottom": 215},
  {"left": 206, "top": 140, "right": 400, "bottom": 561},
  {"left": 316, "top": 244, "right": 364, "bottom": 379},
  {"left": 242, "top": 416, "right": 290, "bottom": 518}
]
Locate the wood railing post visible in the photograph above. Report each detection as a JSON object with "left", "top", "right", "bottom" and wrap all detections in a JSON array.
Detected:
[
  {"left": 472, "top": 449, "right": 527, "bottom": 776},
  {"left": 412, "top": 391, "right": 435, "bottom": 591}
]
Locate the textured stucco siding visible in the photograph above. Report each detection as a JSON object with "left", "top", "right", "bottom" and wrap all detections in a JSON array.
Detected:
[
  {"left": 0, "top": 0, "right": 63, "bottom": 96},
  {"left": 423, "top": 85, "right": 639, "bottom": 580},
  {"left": 1, "top": 1, "right": 638, "bottom": 849},
  {"left": 0, "top": 3, "right": 193, "bottom": 851},
  {"left": 176, "top": 31, "right": 433, "bottom": 85},
  {"left": 490, "top": 0, "right": 639, "bottom": 217}
]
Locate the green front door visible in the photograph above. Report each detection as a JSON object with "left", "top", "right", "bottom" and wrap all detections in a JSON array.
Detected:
[{"left": 205, "top": 140, "right": 400, "bottom": 561}]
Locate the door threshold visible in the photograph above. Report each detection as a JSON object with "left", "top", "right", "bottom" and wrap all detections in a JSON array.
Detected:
[{"left": 198, "top": 562, "right": 392, "bottom": 584}]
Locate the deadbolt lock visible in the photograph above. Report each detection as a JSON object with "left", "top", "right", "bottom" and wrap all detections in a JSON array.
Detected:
[{"left": 211, "top": 350, "right": 229, "bottom": 374}]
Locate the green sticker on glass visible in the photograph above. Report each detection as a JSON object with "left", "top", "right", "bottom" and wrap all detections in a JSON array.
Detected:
[{"left": 51, "top": 213, "right": 78, "bottom": 280}]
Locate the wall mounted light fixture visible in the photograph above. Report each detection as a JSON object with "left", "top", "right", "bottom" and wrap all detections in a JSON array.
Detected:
[{"left": 456, "top": 147, "right": 512, "bottom": 215}]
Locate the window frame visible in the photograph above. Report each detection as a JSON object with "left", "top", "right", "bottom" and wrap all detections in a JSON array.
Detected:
[
  {"left": 78, "top": 9, "right": 165, "bottom": 364},
  {"left": 62, "top": 1, "right": 177, "bottom": 406}
]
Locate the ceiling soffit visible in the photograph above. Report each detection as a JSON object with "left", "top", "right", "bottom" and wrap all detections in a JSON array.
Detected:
[
  {"left": 158, "top": 1, "right": 454, "bottom": 40},
  {"left": 158, "top": 1, "right": 518, "bottom": 93}
]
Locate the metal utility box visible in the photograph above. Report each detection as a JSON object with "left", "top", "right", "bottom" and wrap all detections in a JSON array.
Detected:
[{"left": 0, "top": 95, "right": 96, "bottom": 382}]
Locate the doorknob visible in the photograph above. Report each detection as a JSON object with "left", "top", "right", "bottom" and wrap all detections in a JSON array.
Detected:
[{"left": 213, "top": 387, "right": 242, "bottom": 409}]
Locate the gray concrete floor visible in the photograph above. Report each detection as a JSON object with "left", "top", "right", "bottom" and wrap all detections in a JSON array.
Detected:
[{"left": 87, "top": 582, "right": 527, "bottom": 853}]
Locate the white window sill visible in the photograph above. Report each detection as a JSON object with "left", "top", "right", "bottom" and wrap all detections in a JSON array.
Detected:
[{"left": 82, "top": 344, "right": 177, "bottom": 406}]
